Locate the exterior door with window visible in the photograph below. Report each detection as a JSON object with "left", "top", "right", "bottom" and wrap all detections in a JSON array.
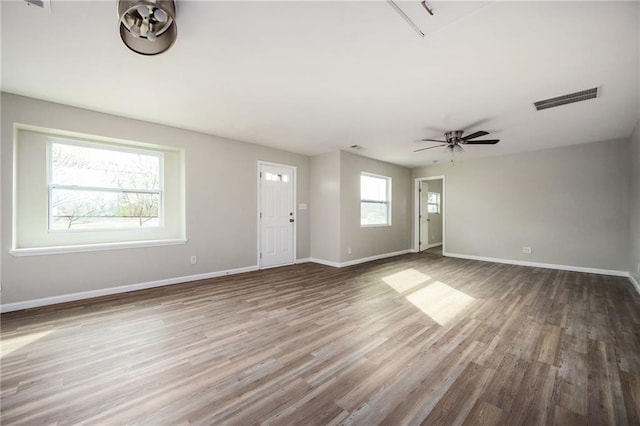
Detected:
[{"left": 259, "top": 163, "right": 295, "bottom": 268}]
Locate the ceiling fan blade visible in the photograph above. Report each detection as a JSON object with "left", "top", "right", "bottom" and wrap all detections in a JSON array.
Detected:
[
  {"left": 461, "top": 130, "right": 489, "bottom": 141},
  {"left": 421, "top": 138, "right": 447, "bottom": 143},
  {"left": 414, "top": 144, "right": 447, "bottom": 152},
  {"left": 463, "top": 139, "right": 500, "bottom": 144}
]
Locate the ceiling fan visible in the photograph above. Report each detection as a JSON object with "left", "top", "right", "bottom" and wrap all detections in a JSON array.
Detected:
[{"left": 414, "top": 130, "right": 500, "bottom": 153}]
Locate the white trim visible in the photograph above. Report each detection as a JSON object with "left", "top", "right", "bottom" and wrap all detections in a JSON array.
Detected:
[
  {"left": 257, "top": 161, "right": 297, "bottom": 269},
  {"left": 0, "top": 265, "right": 258, "bottom": 313},
  {"left": 310, "top": 249, "right": 412, "bottom": 269},
  {"left": 629, "top": 275, "right": 640, "bottom": 295},
  {"left": 5, "top": 252, "right": 631, "bottom": 313},
  {"left": 414, "top": 176, "right": 445, "bottom": 253},
  {"left": 340, "top": 249, "right": 412, "bottom": 267},
  {"left": 309, "top": 258, "right": 342, "bottom": 268},
  {"left": 444, "top": 251, "right": 629, "bottom": 277},
  {"left": 12, "top": 123, "right": 186, "bottom": 252},
  {"left": 10, "top": 238, "right": 187, "bottom": 256}
]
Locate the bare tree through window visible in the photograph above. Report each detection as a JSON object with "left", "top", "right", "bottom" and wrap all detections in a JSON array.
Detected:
[{"left": 49, "top": 141, "right": 161, "bottom": 230}]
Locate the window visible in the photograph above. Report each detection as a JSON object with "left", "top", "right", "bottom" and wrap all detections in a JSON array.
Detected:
[
  {"left": 360, "top": 173, "right": 391, "bottom": 226},
  {"left": 49, "top": 142, "right": 162, "bottom": 230},
  {"left": 264, "top": 172, "right": 289, "bottom": 182},
  {"left": 12, "top": 125, "right": 185, "bottom": 255},
  {"left": 427, "top": 192, "right": 440, "bottom": 214}
]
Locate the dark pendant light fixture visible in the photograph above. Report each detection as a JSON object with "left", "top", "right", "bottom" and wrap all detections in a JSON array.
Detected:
[{"left": 117, "top": 0, "right": 177, "bottom": 55}]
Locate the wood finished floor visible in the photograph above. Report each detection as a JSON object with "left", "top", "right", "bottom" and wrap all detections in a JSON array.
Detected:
[{"left": 2, "top": 253, "right": 640, "bottom": 425}]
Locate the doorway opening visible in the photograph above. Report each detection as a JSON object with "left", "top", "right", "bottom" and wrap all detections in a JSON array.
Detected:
[
  {"left": 258, "top": 161, "right": 297, "bottom": 269},
  {"left": 414, "top": 176, "right": 445, "bottom": 255}
]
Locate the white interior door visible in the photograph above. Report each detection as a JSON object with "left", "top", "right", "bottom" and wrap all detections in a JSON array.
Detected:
[
  {"left": 420, "top": 181, "right": 429, "bottom": 252},
  {"left": 259, "top": 163, "right": 295, "bottom": 268}
]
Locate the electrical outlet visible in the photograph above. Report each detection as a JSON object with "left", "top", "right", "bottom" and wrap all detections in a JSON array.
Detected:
[
  {"left": 348, "top": 247, "right": 352, "bottom": 255},
  {"left": 522, "top": 247, "right": 532, "bottom": 254},
  {"left": 190, "top": 256, "right": 197, "bottom": 265}
]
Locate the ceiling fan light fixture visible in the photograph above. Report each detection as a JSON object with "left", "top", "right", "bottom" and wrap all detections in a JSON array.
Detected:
[{"left": 118, "top": 0, "right": 177, "bottom": 55}]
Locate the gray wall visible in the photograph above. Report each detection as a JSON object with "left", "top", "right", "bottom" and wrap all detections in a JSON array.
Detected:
[
  {"left": 308, "top": 150, "right": 412, "bottom": 264},
  {"left": 412, "top": 139, "right": 630, "bottom": 272},
  {"left": 339, "top": 150, "right": 412, "bottom": 262},
  {"left": 1, "top": 93, "right": 310, "bottom": 304},
  {"left": 629, "top": 120, "right": 640, "bottom": 284},
  {"left": 309, "top": 151, "right": 341, "bottom": 263}
]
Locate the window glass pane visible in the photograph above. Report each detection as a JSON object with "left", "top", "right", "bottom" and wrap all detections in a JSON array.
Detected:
[
  {"left": 361, "top": 175, "right": 387, "bottom": 202},
  {"left": 52, "top": 142, "right": 160, "bottom": 190},
  {"left": 51, "top": 188, "right": 159, "bottom": 230},
  {"left": 265, "top": 172, "right": 289, "bottom": 182},
  {"left": 361, "top": 201, "right": 388, "bottom": 225},
  {"left": 427, "top": 192, "right": 440, "bottom": 214}
]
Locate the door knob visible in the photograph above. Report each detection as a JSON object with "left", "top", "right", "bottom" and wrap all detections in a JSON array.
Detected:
[{"left": 289, "top": 218, "right": 295, "bottom": 223}]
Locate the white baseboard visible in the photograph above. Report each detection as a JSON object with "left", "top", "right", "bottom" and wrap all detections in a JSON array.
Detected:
[
  {"left": 443, "top": 251, "right": 629, "bottom": 277},
  {"left": 309, "top": 258, "right": 342, "bottom": 268},
  {"left": 0, "top": 265, "right": 258, "bottom": 313},
  {"left": 340, "top": 249, "right": 413, "bottom": 267},
  {"left": 311, "top": 249, "right": 413, "bottom": 269},
  {"left": 3, "top": 250, "right": 410, "bottom": 312},
  {"left": 629, "top": 275, "right": 640, "bottom": 295},
  {"left": 3, "top": 252, "right": 635, "bottom": 313}
]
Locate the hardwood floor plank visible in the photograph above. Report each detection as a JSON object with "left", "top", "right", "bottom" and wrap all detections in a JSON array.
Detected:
[
  {"left": 2, "top": 253, "right": 639, "bottom": 425},
  {"left": 420, "top": 361, "right": 494, "bottom": 425},
  {"left": 619, "top": 371, "right": 640, "bottom": 424},
  {"left": 461, "top": 400, "right": 503, "bottom": 426}
]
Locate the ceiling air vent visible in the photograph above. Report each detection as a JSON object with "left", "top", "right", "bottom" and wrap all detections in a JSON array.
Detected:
[{"left": 533, "top": 87, "right": 599, "bottom": 111}]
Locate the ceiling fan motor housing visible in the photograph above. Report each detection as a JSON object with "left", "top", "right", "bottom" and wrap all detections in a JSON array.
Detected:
[{"left": 445, "top": 130, "right": 464, "bottom": 143}]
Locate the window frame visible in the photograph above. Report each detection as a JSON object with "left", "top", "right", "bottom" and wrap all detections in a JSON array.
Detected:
[
  {"left": 427, "top": 191, "right": 441, "bottom": 214},
  {"left": 11, "top": 124, "right": 186, "bottom": 257},
  {"left": 47, "top": 139, "right": 165, "bottom": 232},
  {"left": 360, "top": 172, "right": 392, "bottom": 227}
]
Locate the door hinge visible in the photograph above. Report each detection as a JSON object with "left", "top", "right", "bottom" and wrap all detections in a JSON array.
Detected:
[
  {"left": 260, "top": 212, "right": 262, "bottom": 219},
  {"left": 260, "top": 171, "right": 262, "bottom": 178},
  {"left": 260, "top": 253, "right": 262, "bottom": 259},
  {"left": 419, "top": 188, "right": 422, "bottom": 192}
]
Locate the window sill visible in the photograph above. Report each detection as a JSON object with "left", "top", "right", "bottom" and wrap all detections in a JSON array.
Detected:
[
  {"left": 10, "top": 238, "right": 187, "bottom": 257},
  {"left": 360, "top": 224, "right": 392, "bottom": 228}
]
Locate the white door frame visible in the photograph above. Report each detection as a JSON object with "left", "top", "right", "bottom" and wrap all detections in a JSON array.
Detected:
[
  {"left": 414, "top": 175, "right": 445, "bottom": 253},
  {"left": 419, "top": 180, "right": 429, "bottom": 252},
  {"left": 257, "top": 160, "right": 297, "bottom": 269}
]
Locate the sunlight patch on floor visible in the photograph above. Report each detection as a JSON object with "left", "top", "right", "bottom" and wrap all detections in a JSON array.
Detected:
[
  {"left": 406, "top": 282, "right": 476, "bottom": 326},
  {"left": 382, "top": 268, "right": 431, "bottom": 293},
  {"left": 1, "top": 330, "right": 54, "bottom": 358}
]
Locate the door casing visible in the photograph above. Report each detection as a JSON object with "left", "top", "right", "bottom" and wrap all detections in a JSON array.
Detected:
[
  {"left": 419, "top": 181, "right": 429, "bottom": 252},
  {"left": 414, "top": 175, "right": 445, "bottom": 253}
]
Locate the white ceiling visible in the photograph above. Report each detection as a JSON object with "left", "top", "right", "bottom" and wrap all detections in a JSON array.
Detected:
[{"left": 2, "top": 1, "right": 639, "bottom": 167}]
